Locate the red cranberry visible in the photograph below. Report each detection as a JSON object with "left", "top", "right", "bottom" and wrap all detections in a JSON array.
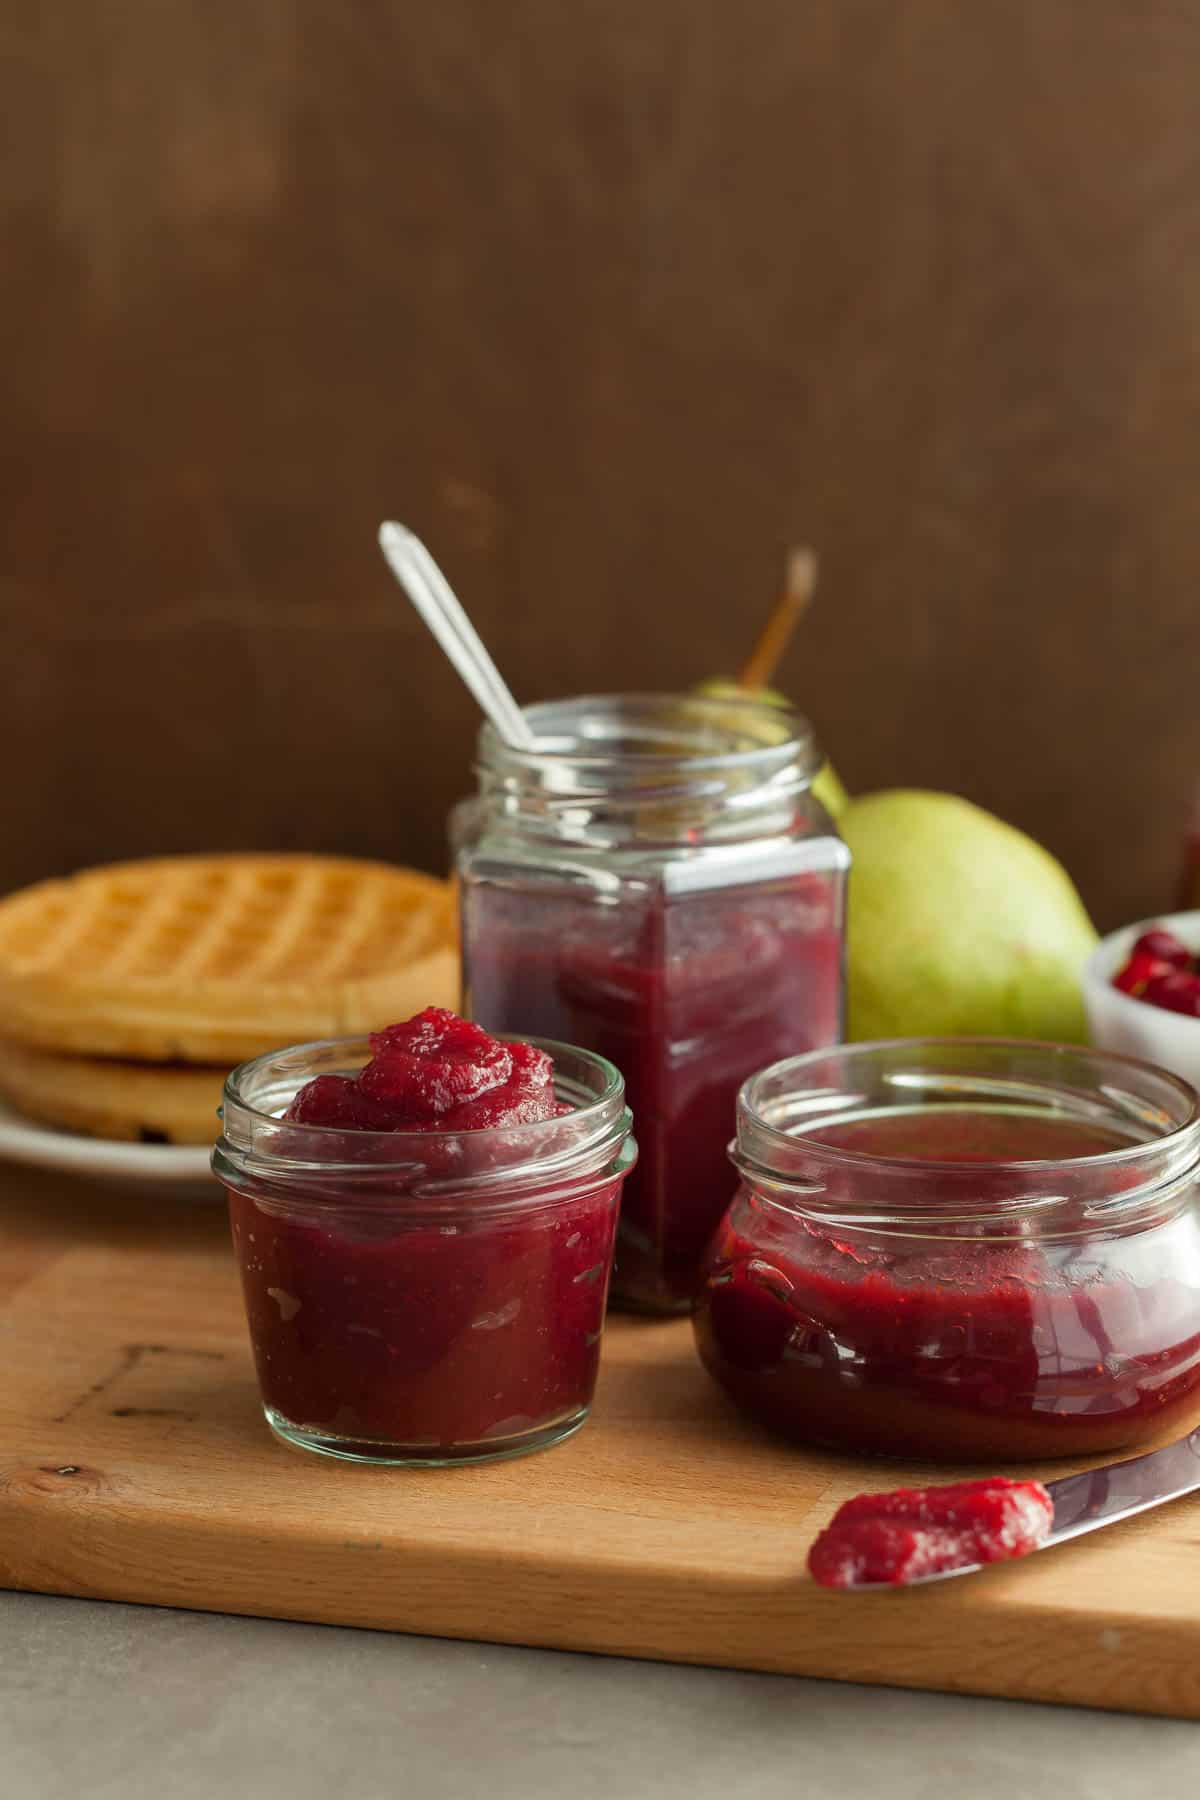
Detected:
[
  {"left": 1112, "top": 926, "right": 1195, "bottom": 998},
  {"left": 1141, "top": 970, "right": 1200, "bottom": 1018},
  {"left": 1130, "top": 928, "right": 1193, "bottom": 970},
  {"left": 1113, "top": 950, "right": 1171, "bottom": 997}
]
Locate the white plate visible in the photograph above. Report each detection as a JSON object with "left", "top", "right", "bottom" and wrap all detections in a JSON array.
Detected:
[{"left": 0, "top": 1095, "right": 218, "bottom": 1192}]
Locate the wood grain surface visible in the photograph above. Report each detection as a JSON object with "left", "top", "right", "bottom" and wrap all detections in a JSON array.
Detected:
[
  {"left": 5, "top": 3, "right": 1200, "bottom": 927},
  {"left": 2, "top": 1165, "right": 1200, "bottom": 1718}
]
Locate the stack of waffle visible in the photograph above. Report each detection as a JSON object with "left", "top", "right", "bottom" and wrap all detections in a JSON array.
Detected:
[{"left": 0, "top": 854, "right": 459, "bottom": 1145}]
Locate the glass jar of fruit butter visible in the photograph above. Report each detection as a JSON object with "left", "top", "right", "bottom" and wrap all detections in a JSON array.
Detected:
[
  {"left": 213, "top": 1010, "right": 636, "bottom": 1466},
  {"left": 453, "top": 693, "right": 848, "bottom": 1314},
  {"left": 694, "top": 1039, "right": 1200, "bottom": 1461}
]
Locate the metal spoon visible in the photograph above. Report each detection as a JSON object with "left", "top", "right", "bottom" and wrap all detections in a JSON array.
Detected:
[
  {"left": 378, "top": 521, "right": 537, "bottom": 752},
  {"left": 856, "top": 1426, "right": 1200, "bottom": 1590}
]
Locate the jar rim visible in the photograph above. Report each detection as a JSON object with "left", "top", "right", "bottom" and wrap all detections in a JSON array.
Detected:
[
  {"left": 479, "top": 691, "right": 820, "bottom": 778},
  {"left": 733, "top": 1036, "right": 1200, "bottom": 1232},
  {"left": 473, "top": 692, "right": 827, "bottom": 849}
]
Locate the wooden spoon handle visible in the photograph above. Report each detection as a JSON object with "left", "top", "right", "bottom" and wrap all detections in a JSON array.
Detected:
[{"left": 737, "top": 548, "right": 819, "bottom": 692}]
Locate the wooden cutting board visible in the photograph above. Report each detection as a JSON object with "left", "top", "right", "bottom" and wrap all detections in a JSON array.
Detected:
[{"left": 2, "top": 1164, "right": 1199, "bottom": 1719}]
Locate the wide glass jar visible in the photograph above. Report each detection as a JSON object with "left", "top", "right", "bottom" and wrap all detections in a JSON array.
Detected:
[
  {"left": 693, "top": 1039, "right": 1200, "bottom": 1460},
  {"left": 213, "top": 1034, "right": 635, "bottom": 1465},
  {"left": 454, "top": 693, "right": 848, "bottom": 1314}
]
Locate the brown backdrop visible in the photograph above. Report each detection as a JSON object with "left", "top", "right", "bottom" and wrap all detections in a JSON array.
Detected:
[{"left": 6, "top": 1, "right": 1200, "bottom": 928}]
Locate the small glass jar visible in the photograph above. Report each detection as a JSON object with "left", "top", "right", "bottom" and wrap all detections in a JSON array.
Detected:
[
  {"left": 213, "top": 1034, "right": 635, "bottom": 1466},
  {"left": 454, "top": 692, "right": 848, "bottom": 1315},
  {"left": 693, "top": 1039, "right": 1200, "bottom": 1461}
]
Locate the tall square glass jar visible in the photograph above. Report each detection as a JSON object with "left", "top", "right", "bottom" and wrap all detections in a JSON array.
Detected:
[{"left": 454, "top": 693, "right": 848, "bottom": 1312}]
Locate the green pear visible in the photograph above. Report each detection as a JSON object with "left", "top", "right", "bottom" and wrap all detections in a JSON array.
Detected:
[
  {"left": 840, "top": 790, "right": 1097, "bottom": 1043},
  {"left": 811, "top": 760, "right": 848, "bottom": 822},
  {"left": 694, "top": 677, "right": 848, "bottom": 819}
]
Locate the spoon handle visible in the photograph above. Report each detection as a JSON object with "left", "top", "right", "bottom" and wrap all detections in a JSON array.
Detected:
[{"left": 379, "top": 522, "right": 536, "bottom": 751}]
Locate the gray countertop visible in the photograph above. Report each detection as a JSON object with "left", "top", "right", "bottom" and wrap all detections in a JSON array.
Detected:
[{"left": 3, "top": 1592, "right": 1197, "bottom": 1799}]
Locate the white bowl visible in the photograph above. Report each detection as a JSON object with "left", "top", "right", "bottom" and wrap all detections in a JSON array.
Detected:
[{"left": 1083, "top": 909, "right": 1200, "bottom": 1089}]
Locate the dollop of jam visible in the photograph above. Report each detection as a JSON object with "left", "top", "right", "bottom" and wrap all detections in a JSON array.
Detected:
[
  {"left": 286, "top": 1006, "right": 560, "bottom": 1131},
  {"left": 808, "top": 1478, "right": 1053, "bottom": 1588}
]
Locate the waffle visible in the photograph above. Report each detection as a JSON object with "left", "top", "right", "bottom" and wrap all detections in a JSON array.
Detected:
[
  {"left": 0, "top": 1040, "right": 226, "bottom": 1145},
  {"left": 0, "top": 855, "right": 459, "bottom": 1063}
]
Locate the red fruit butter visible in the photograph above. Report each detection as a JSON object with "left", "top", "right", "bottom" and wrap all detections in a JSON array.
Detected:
[
  {"left": 285, "top": 1073, "right": 399, "bottom": 1131},
  {"left": 808, "top": 1478, "right": 1053, "bottom": 1589},
  {"left": 286, "top": 1005, "right": 559, "bottom": 1131}
]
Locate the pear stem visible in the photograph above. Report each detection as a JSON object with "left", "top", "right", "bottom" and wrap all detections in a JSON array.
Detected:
[{"left": 737, "top": 547, "right": 819, "bottom": 692}]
